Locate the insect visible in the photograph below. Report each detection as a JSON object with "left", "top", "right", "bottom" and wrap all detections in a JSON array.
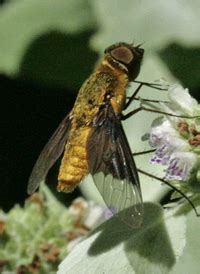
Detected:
[{"left": 28, "top": 42, "right": 145, "bottom": 227}]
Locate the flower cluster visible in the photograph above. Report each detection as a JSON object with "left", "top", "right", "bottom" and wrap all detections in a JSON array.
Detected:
[
  {"left": 0, "top": 185, "right": 108, "bottom": 273},
  {"left": 149, "top": 84, "right": 200, "bottom": 187}
]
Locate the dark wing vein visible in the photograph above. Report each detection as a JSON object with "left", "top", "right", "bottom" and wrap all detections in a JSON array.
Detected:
[
  {"left": 87, "top": 104, "right": 143, "bottom": 227},
  {"left": 27, "top": 114, "right": 71, "bottom": 194}
]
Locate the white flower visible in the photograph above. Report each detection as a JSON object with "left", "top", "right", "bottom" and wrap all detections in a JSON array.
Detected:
[
  {"left": 164, "top": 152, "right": 198, "bottom": 181},
  {"left": 149, "top": 84, "right": 200, "bottom": 182},
  {"left": 167, "top": 84, "right": 199, "bottom": 116},
  {"left": 68, "top": 197, "right": 110, "bottom": 229},
  {"left": 67, "top": 197, "right": 111, "bottom": 252}
]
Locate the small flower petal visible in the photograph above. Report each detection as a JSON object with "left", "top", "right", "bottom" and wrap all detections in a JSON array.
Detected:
[
  {"left": 149, "top": 119, "right": 177, "bottom": 147},
  {"left": 164, "top": 152, "right": 198, "bottom": 181},
  {"left": 148, "top": 82, "right": 200, "bottom": 184},
  {"left": 168, "top": 84, "right": 198, "bottom": 115}
]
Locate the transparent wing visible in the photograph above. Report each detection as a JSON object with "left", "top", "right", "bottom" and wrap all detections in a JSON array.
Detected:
[
  {"left": 87, "top": 104, "right": 143, "bottom": 228},
  {"left": 27, "top": 115, "right": 71, "bottom": 194}
]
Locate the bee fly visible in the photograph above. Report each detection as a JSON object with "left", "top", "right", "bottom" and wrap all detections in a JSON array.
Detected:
[{"left": 28, "top": 42, "right": 145, "bottom": 227}]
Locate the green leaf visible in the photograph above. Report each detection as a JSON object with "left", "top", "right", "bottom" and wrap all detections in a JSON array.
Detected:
[
  {"left": 159, "top": 44, "right": 200, "bottom": 93},
  {"left": 91, "top": 0, "right": 200, "bottom": 51},
  {"left": 0, "top": 0, "right": 96, "bottom": 76},
  {"left": 58, "top": 203, "right": 188, "bottom": 274},
  {"left": 18, "top": 30, "right": 98, "bottom": 90},
  {"left": 169, "top": 206, "right": 200, "bottom": 274},
  {"left": 89, "top": 0, "right": 200, "bottom": 90}
]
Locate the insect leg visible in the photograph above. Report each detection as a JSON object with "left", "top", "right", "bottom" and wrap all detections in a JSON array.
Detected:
[
  {"left": 125, "top": 81, "right": 168, "bottom": 110},
  {"left": 137, "top": 168, "right": 200, "bottom": 217},
  {"left": 122, "top": 104, "right": 200, "bottom": 120},
  {"left": 133, "top": 80, "right": 169, "bottom": 90},
  {"left": 132, "top": 149, "right": 156, "bottom": 156},
  {"left": 125, "top": 83, "right": 143, "bottom": 109},
  {"left": 133, "top": 97, "right": 169, "bottom": 104},
  {"left": 121, "top": 107, "right": 143, "bottom": 120},
  {"left": 139, "top": 105, "right": 200, "bottom": 119}
]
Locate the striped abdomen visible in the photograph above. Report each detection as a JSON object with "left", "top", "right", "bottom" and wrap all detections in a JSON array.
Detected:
[{"left": 57, "top": 126, "right": 90, "bottom": 192}]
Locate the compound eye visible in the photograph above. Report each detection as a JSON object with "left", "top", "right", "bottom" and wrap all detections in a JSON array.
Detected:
[{"left": 110, "top": 46, "right": 133, "bottom": 65}]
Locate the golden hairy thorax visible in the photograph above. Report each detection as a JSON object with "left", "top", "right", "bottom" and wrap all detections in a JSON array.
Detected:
[{"left": 57, "top": 60, "right": 129, "bottom": 192}]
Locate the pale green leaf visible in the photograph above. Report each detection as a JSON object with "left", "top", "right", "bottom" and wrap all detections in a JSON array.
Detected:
[
  {"left": 58, "top": 203, "right": 188, "bottom": 274},
  {"left": 91, "top": 0, "right": 200, "bottom": 51},
  {"left": 0, "top": 0, "right": 96, "bottom": 74},
  {"left": 169, "top": 206, "right": 200, "bottom": 274}
]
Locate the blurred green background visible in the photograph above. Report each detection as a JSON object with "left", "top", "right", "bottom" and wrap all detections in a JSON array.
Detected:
[{"left": 1, "top": 0, "right": 200, "bottom": 210}]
